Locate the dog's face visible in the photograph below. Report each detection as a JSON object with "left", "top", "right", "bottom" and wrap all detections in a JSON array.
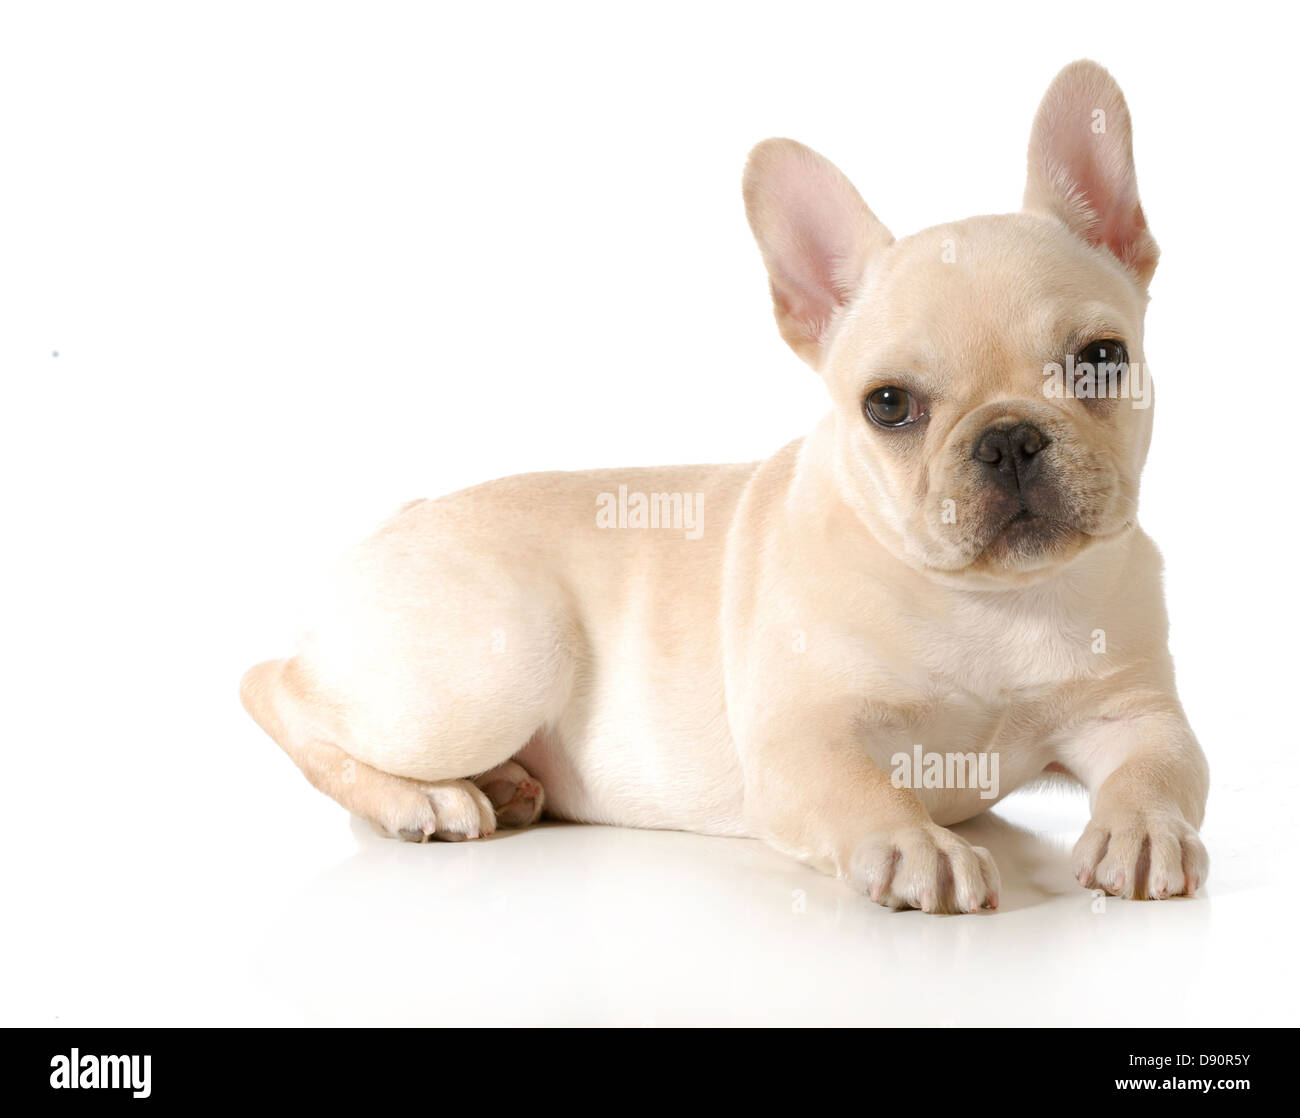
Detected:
[
  {"left": 826, "top": 214, "right": 1153, "bottom": 582},
  {"left": 745, "top": 61, "right": 1160, "bottom": 586}
]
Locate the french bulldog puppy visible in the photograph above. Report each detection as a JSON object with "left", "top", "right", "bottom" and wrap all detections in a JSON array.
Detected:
[{"left": 242, "top": 60, "right": 1208, "bottom": 913}]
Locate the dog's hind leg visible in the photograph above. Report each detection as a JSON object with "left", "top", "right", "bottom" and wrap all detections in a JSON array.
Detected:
[{"left": 240, "top": 658, "right": 498, "bottom": 841}]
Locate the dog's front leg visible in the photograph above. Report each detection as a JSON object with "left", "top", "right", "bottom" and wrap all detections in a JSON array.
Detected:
[
  {"left": 741, "top": 714, "right": 1000, "bottom": 913},
  {"left": 1062, "top": 703, "right": 1210, "bottom": 899}
]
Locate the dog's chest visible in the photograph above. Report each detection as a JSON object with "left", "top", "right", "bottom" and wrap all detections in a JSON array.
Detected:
[
  {"left": 919, "top": 585, "right": 1100, "bottom": 696},
  {"left": 856, "top": 599, "right": 1096, "bottom": 819},
  {"left": 860, "top": 684, "right": 1062, "bottom": 824}
]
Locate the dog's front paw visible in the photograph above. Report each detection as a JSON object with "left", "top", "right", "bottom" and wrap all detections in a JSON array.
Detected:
[
  {"left": 850, "top": 825, "right": 1000, "bottom": 913},
  {"left": 1073, "top": 809, "right": 1208, "bottom": 899}
]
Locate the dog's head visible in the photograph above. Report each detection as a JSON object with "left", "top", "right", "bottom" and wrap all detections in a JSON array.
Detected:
[{"left": 745, "top": 61, "right": 1159, "bottom": 586}]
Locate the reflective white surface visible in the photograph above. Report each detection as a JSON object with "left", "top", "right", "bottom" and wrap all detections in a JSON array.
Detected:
[{"left": 7, "top": 763, "right": 1290, "bottom": 1026}]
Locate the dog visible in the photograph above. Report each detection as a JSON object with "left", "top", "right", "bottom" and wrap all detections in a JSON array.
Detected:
[{"left": 242, "top": 60, "right": 1208, "bottom": 913}]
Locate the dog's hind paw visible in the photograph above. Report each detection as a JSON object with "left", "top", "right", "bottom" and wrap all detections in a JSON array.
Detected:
[
  {"left": 371, "top": 778, "right": 498, "bottom": 843},
  {"left": 473, "top": 760, "right": 545, "bottom": 827}
]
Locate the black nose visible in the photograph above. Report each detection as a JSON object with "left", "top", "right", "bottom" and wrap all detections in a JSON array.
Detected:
[{"left": 972, "top": 422, "right": 1050, "bottom": 493}]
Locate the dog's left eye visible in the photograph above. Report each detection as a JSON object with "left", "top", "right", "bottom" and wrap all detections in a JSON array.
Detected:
[
  {"left": 1077, "top": 338, "right": 1128, "bottom": 368},
  {"left": 1075, "top": 338, "right": 1129, "bottom": 384},
  {"left": 864, "top": 386, "right": 922, "bottom": 428}
]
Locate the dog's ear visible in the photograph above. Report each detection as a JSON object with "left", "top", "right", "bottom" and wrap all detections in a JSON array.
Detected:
[
  {"left": 1023, "top": 60, "right": 1159, "bottom": 287},
  {"left": 744, "top": 138, "right": 893, "bottom": 369}
]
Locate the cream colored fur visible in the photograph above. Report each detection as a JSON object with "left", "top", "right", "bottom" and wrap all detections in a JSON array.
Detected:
[{"left": 242, "top": 61, "right": 1208, "bottom": 913}]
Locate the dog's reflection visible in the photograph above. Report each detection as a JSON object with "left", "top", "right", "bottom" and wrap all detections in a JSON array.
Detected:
[{"left": 247, "top": 797, "right": 1207, "bottom": 1025}]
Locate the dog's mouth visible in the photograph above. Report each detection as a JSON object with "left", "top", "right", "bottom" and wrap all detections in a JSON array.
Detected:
[
  {"left": 1001, "top": 505, "right": 1054, "bottom": 536},
  {"left": 977, "top": 503, "right": 1077, "bottom": 566},
  {"left": 915, "top": 499, "right": 1094, "bottom": 583}
]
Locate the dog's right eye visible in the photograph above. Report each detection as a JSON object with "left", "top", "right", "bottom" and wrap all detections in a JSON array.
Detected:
[{"left": 863, "top": 386, "right": 921, "bottom": 427}]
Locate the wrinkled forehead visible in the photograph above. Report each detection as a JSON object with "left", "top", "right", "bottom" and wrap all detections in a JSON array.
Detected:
[{"left": 832, "top": 214, "right": 1145, "bottom": 393}]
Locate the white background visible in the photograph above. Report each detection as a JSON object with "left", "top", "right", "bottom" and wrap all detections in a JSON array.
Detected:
[{"left": 2, "top": 1, "right": 1296, "bottom": 1026}]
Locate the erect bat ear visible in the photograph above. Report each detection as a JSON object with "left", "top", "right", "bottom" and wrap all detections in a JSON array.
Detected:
[
  {"left": 1023, "top": 60, "right": 1159, "bottom": 287},
  {"left": 744, "top": 138, "right": 893, "bottom": 370}
]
